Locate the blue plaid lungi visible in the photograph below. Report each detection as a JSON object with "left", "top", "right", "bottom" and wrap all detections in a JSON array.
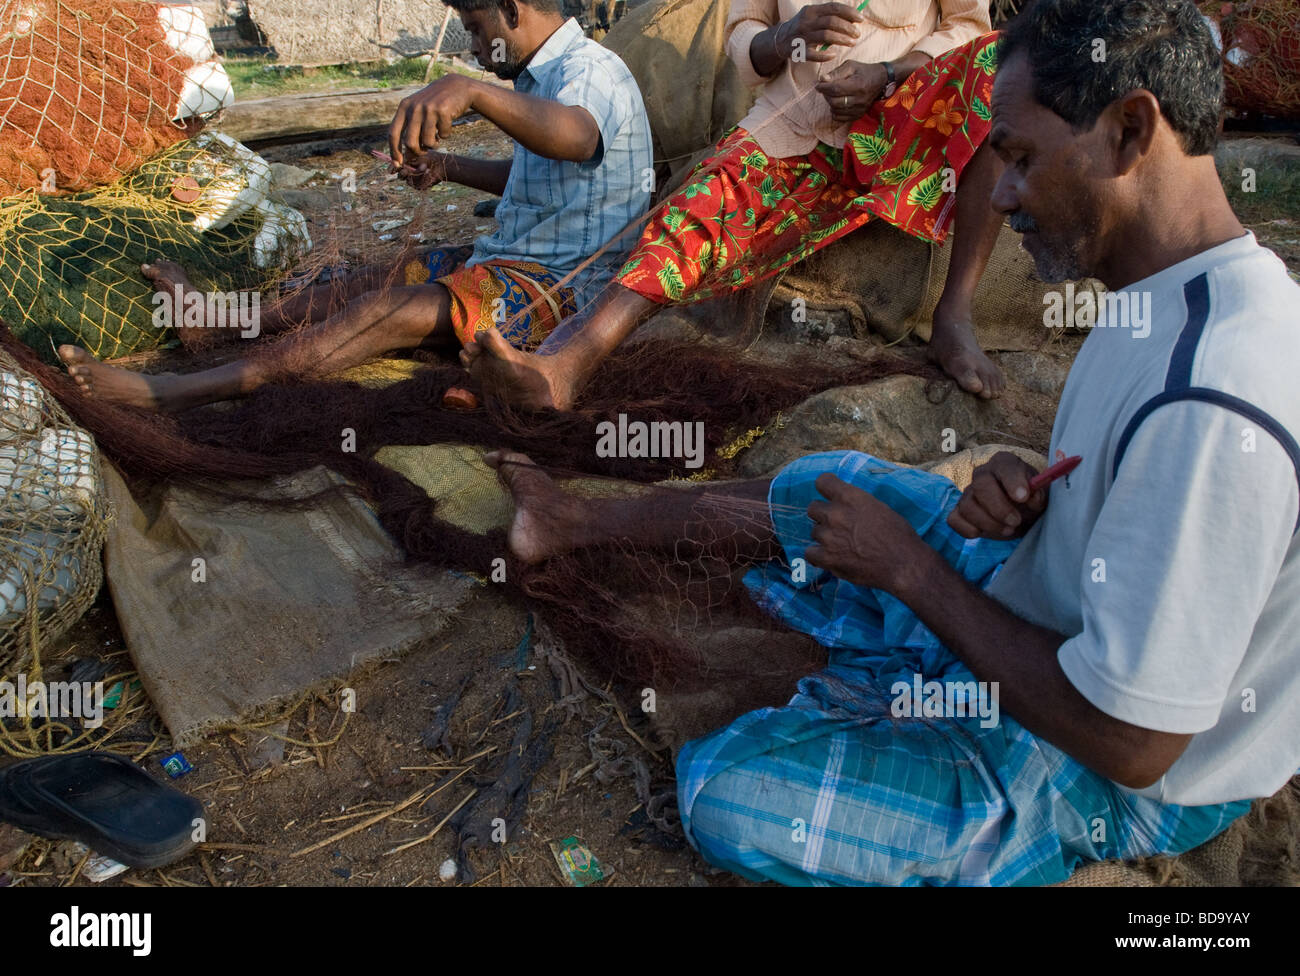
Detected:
[{"left": 676, "top": 451, "right": 1250, "bottom": 886}]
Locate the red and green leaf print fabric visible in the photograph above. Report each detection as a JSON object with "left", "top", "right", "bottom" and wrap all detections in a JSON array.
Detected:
[{"left": 618, "top": 32, "right": 1000, "bottom": 306}]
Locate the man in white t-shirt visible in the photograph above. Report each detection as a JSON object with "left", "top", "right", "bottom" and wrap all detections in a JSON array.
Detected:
[{"left": 482, "top": 0, "right": 1300, "bottom": 884}]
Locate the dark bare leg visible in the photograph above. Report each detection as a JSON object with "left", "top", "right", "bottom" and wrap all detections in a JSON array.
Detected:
[
  {"left": 257, "top": 266, "right": 397, "bottom": 334},
  {"left": 485, "top": 449, "right": 777, "bottom": 566},
  {"left": 461, "top": 284, "right": 658, "bottom": 411},
  {"left": 59, "top": 283, "right": 455, "bottom": 412},
  {"left": 929, "top": 141, "right": 1006, "bottom": 398},
  {"left": 142, "top": 259, "right": 398, "bottom": 338}
]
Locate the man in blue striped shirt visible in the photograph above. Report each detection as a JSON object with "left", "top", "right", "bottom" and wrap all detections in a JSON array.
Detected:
[{"left": 58, "top": 0, "right": 653, "bottom": 412}]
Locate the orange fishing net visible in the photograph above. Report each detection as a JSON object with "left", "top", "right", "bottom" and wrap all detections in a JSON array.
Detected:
[{"left": 0, "top": 0, "right": 197, "bottom": 198}]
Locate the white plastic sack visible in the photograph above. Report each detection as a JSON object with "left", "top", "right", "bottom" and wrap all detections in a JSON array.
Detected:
[
  {"left": 159, "top": 3, "right": 236, "bottom": 120},
  {"left": 188, "top": 131, "right": 273, "bottom": 232}
]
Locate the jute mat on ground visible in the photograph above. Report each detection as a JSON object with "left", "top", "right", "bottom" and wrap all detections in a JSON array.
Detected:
[{"left": 101, "top": 461, "right": 474, "bottom": 747}]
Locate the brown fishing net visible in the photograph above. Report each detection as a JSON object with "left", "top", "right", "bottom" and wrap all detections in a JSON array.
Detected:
[
  {"left": 0, "top": 318, "right": 937, "bottom": 688},
  {"left": 0, "top": 345, "right": 107, "bottom": 673}
]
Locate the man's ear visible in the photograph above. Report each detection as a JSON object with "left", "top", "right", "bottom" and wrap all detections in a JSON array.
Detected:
[
  {"left": 500, "top": 0, "right": 521, "bottom": 30},
  {"left": 1109, "top": 89, "right": 1161, "bottom": 177}
]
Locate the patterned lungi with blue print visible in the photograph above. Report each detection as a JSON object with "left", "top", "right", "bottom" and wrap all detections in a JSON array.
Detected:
[{"left": 676, "top": 451, "right": 1250, "bottom": 886}]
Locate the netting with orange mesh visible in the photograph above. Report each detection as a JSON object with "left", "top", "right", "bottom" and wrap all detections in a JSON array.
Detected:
[
  {"left": 1201, "top": 0, "right": 1300, "bottom": 120},
  {"left": 0, "top": 0, "right": 201, "bottom": 198}
]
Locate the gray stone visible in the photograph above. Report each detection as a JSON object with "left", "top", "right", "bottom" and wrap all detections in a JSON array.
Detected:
[
  {"left": 1215, "top": 137, "right": 1300, "bottom": 184},
  {"left": 999, "top": 350, "right": 1074, "bottom": 397},
  {"left": 269, "top": 162, "right": 320, "bottom": 189},
  {"left": 268, "top": 186, "right": 344, "bottom": 211},
  {"left": 766, "top": 295, "right": 855, "bottom": 344},
  {"left": 736, "top": 374, "right": 1005, "bottom": 476}
]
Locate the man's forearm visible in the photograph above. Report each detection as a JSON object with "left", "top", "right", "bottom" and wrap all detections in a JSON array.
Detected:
[
  {"left": 889, "top": 543, "right": 1188, "bottom": 787},
  {"left": 442, "top": 155, "right": 512, "bottom": 196},
  {"left": 888, "top": 49, "right": 933, "bottom": 85},
  {"left": 469, "top": 81, "right": 599, "bottom": 163},
  {"left": 748, "top": 24, "right": 789, "bottom": 77}
]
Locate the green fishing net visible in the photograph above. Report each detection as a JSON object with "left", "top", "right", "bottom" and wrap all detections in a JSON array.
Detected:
[{"left": 0, "top": 133, "right": 309, "bottom": 364}]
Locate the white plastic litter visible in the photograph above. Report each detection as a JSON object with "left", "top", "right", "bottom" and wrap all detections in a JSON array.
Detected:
[
  {"left": 180, "top": 133, "right": 313, "bottom": 266},
  {"left": 252, "top": 199, "right": 313, "bottom": 268},
  {"left": 187, "top": 132, "right": 273, "bottom": 233},
  {"left": 177, "top": 61, "right": 235, "bottom": 119},
  {"left": 68, "top": 844, "right": 131, "bottom": 883},
  {"left": 157, "top": 4, "right": 216, "bottom": 61}
]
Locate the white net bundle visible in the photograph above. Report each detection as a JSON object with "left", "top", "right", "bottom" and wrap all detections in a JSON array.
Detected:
[{"left": 0, "top": 347, "right": 108, "bottom": 670}]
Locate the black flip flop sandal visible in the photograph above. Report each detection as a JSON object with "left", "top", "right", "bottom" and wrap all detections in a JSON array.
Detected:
[{"left": 0, "top": 752, "right": 203, "bottom": 869}]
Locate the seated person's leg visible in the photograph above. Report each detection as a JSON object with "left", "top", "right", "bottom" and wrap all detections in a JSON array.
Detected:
[
  {"left": 434, "top": 259, "right": 578, "bottom": 354},
  {"left": 929, "top": 140, "right": 1006, "bottom": 398},
  {"left": 846, "top": 31, "right": 1008, "bottom": 397},
  {"left": 679, "top": 681, "right": 1028, "bottom": 886},
  {"left": 681, "top": 685, "right": 1249, "bottom": 885},
  {"left": 57, "top": 250, "right": 569, "bottom": 413},
  {"left": 258, "top": 245, "right": 472, "bottom": 336},
  {"left": 486, "top": 449, "right": 778, "bottom": 567},
  {"left": 60, "top": 281, "right": 457, "bottom": 412},
  {"left": 463, "top": 129, "right": 795, "bottom": 411},
  {"left": 137, "top": 244, "right": 471, "bottom": 343}
]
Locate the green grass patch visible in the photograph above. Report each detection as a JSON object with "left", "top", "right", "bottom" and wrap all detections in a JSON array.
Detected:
[
  {"left": 1217, "top": 144, "right": 1300, "bottom": 224},
  {"left": 222, "top": 56, "right": 448, "bottom": 98}
]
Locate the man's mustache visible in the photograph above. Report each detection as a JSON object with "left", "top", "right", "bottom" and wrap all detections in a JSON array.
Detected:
[{"left": 1009, "top": 211, "right": 1039, "bottom": 234}]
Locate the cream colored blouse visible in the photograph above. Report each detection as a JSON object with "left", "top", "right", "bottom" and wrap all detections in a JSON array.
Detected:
[{"left": 725, "top": 0, "right": 990, "bottom": 158}]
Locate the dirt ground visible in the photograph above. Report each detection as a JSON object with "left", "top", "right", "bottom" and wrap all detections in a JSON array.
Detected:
[{"left": 5, "top": 122, "right": 1297, "bottom": 888}]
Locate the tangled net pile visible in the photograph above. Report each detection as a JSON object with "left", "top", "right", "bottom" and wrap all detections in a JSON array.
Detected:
[
  {"left": 1200, "top": 0, "right": 1300, "bottom": 120},
  {"left": 0, "top": 0, "right": 940, "bottom": 693},
  {"left": 0, "top": 321, "right": 937, "bottom": 686}
]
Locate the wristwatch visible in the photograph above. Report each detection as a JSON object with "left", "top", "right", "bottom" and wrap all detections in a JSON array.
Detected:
[{"left": 883, "top": 61, "right": 897, "bottom": 98}]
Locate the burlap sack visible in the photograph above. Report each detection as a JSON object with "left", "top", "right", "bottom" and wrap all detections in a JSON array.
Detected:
[
  {"left": 602, "top": 0, "right": 755, "bottom": 189},
  {"left": 781, "top": 219, "right": 1105, "bottom": 353},
  {"left": 100, "top": 461, "right": 473, "bottom": 745}
]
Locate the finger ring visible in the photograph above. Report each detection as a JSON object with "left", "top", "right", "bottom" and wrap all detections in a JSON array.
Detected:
[{"left": 841, "top": 96, "right": 849, "bottom": 108}]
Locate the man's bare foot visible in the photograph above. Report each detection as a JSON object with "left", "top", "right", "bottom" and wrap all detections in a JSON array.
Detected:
[
  {"left": 57, "top": 345, "right": 182, "bottom": 412},
  {"left": 486, "top": 449, "right": 592, "bottom": 564},
  {"left": 142, "top": 259, "right": 221, "bottom": 351},
  {"left": 929, "top": 313, "right": 1005, "bottom": 399},
  {"left": 141, "top": 259, "right": 197, "bottom": 298},
  {"left": 461, "top": 327, "right": 578, "bottom": 411}
]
